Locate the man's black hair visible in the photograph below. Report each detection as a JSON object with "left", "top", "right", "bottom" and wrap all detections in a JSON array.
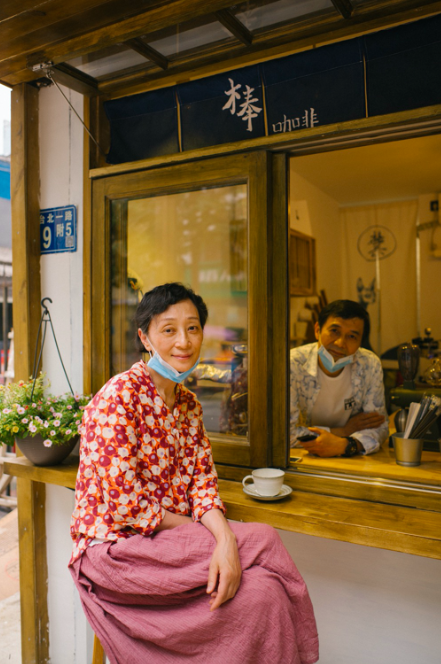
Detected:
[
  {"left": 318, "top": 300, "right": 370, "bottom": 340},
  {"left": 135, "top": 282, "right": 208, "bottom": 353}
]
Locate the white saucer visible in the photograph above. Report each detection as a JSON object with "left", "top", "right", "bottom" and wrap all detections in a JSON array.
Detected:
[{"left": 242, "top": 483, "right": 293, "bottom": 501}]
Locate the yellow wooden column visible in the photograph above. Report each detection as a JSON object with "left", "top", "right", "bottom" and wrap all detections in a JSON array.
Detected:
[{"left": 11, "top": 82, "right": 49, "bottom": 664}]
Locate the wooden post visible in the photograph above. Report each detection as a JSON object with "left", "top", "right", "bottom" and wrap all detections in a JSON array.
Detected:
[
  {"left": 11, "top": 83, "right": 49, "bottom": 664},
  {"left": 269, "top": 153, "right": 290, "bottom": 469}
]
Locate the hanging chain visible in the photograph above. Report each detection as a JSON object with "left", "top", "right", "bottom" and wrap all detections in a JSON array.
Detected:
[{"left": 30, "top": 298, "right": 74, "bottom": 400}]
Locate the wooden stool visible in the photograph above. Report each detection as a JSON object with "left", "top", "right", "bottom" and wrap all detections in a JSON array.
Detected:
[{"left": 92, "top": 634, "right": 106, "bottom": 664}]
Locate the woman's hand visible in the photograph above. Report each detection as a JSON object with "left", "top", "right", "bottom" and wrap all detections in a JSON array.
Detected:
[{"left": 200, "top": 509, "right": 242, "bottom": 611}]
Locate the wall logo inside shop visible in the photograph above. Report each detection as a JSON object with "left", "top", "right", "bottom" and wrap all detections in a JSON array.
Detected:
[
  {"left": 40, "top": 205, "right": 77, "bottom": 254},
  {"left": 222, "top": 78, "right": 262, "bottom": 132},
  {"left": 357, "top": 225, "right": 396, "bottom": 262}
]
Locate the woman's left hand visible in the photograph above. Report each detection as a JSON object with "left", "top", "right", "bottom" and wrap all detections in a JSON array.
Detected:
[{"left": 200, "top": 509, "right": 242, "bottom": 611}]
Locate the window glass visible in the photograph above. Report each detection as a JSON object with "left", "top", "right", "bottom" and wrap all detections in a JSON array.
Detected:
[{"left": 110, "top": 184, "right": 248, "bottom": 439}]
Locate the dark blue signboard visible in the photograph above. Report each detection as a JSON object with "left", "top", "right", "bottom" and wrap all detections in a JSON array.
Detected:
[
  {"left": 365, "top": 14, "right": 441, "bottom": 116},
  {"left": 104, "top": 87, "right": 179, "bottom": 164},
  {"left": 262, "top": 39, "right": 365, "bottom": 135},
  {"left": 40, "top": 205, "right": 77, "bottom": 254},
  {"left": 177, "top": 65, "right": 265, "bottom": 150}
]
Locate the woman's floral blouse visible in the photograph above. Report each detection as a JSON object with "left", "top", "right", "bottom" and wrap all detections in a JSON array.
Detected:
[{"left": 70, "top": 361, "right": 225, "bottom": 564}]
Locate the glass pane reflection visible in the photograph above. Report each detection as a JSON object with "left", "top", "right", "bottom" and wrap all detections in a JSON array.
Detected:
[
  {"left": 68, "top": 47, "right": 147, "bottom": 79},
  {"left": 233, "top": 0, "right": 333, "bottom": 31},
  {"left": 110, "top": 184, "right": 248, "bottom": 439}
]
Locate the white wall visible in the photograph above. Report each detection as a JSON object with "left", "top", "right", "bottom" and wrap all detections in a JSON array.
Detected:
[
  {"left": 279, "top": 530, "right": 441, "bottom": 664},
  {"left": 289, "top": 167, "right": 343, "bottom": 340},
  {"left": 39, "top": 83, "right": 90, "bottom": 663},
  {"left": 39, "top": 83, "right": 84, "bottom": 396},
  {"left": 290, "top": 167, "right": 343, "bottom": 303}
]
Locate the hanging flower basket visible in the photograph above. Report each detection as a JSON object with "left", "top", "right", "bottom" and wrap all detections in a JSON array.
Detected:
[
  {"left": 15, "top": 433, "right": 80, "bottom": 466},
  {"left": 0, "top": 374, "right": 90, "bottom": 466}
]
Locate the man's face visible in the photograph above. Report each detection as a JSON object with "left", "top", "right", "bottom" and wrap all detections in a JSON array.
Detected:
[{"left": 315, "top": 316, "right": 364, "bottom": 360}]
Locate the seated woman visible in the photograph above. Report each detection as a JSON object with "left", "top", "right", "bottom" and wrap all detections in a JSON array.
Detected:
[{"left": 69, "top": 282, "right": 318, "bottom": 664}]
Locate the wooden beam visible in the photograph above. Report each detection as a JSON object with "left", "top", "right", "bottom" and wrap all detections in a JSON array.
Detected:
[
  {"left": 11, "top": 83, "right": 41, "bottom": 382},
  {"left": 3, "top": 1, "right": 441, "bottom": 88},
  {"left": 0, "top": 0, "right": 237, "bottom": 78},
  {"left": 50, "top": 63, "right": 98, "bottom": 97},
  {"left": 269, "top": 153, "right": 289, "bottom": 469},
  {"left": 11, "top": 82, "right": 49, "bottom": 664},
  {"left": 16, "top": 478, "right": 49, "bottom": 664},
  {"left": 214, "top": 9, "right": 253, "bottom": 46},
  {"left": 125, "top": 38, "right": 169, "bottom": 70},
  {"left": 83, "top": 97, "right": 93, "bottom": 397},
  {"left": 331, "top": 0, "right": 353, "bottom": 20}
]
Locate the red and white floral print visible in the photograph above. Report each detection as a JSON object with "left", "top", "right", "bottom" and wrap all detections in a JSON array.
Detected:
[{"left": 70, "top": 361, "right": 225, "bottom": 564}]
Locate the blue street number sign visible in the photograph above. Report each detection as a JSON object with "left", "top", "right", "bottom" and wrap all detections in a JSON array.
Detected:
[{"left": 40, "top": 205, "right": 77, "bottom": 254}]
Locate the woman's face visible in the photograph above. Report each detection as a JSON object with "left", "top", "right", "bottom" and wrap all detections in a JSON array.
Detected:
[{"left": 138, "top": 299, "right": 203, "bottom": 373}]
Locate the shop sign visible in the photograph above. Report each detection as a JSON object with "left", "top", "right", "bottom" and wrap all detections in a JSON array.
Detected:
[{"left": 40, "top": 205, "right": 77, "bottom": 254}]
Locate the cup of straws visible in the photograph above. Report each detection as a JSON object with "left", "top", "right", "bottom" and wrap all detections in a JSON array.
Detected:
[{"left": 392, "top": 395, "right": 441, "bottom": 466}]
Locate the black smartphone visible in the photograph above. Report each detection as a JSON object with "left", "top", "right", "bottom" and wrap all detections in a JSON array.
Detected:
[{"left": 297, "top": 433, "right": 318, "bottom": 442}]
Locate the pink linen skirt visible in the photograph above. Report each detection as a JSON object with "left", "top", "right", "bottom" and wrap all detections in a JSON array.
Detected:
[{"left": 70, "top": 521, "right": 319, "bottom": 664}]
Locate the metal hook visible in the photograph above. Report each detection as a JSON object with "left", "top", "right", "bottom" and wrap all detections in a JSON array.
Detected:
[{"left": 41, "top": 297, "right": 53, "bottom": 315}]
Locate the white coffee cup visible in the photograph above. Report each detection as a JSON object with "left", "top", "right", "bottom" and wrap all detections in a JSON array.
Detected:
[{"left": 242, "top": 468, "right": 285, "bottom": 497}]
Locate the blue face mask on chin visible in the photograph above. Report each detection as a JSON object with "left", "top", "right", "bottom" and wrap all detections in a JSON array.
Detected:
[
  {"left": 318, "top": 344, "right": 354, "bottom": 373},
  {"left": 146, "top": 337, "right": 200, "bottom": 383}
]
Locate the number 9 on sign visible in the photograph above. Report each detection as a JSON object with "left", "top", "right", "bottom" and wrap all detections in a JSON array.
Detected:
[{"left": 43, "top": 226, "right": 51, "bottom": 249}]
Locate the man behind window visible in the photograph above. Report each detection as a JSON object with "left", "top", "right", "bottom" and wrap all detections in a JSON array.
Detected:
[{"left": 290, "top": 300, "right": 389, "bottom": 458}]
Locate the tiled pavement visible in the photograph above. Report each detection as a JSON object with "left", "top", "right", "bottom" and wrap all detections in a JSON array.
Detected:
[{"left": 0, "top": 508, "right": 21, "bottom": 664}]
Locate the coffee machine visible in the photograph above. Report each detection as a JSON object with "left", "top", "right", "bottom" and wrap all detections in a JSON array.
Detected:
[{"left": 390, "top": 342, "right": 441, "bottom": 451}]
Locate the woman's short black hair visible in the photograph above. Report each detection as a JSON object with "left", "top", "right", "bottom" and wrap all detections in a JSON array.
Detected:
[
  {"left": 135, "top": 282, "right": 208, "bottom": 353},
  {"left": 318, "top": 299, "right": 370, "bottom": 339}
]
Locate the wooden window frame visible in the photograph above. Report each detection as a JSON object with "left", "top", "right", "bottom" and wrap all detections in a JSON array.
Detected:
[{"left": 85, "top": 151, "right": 289, "bottom": 469}]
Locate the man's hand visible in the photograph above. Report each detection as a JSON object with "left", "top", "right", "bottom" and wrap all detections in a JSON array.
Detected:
[
  {"left": 298, "top": 428, "right": 347, "bottom": 457},
  {"left": 332, "top": 411, "right": 385, "bottom": 437},
  {"left": 201, "top": 509, "right": 242, "bottom": 611}
]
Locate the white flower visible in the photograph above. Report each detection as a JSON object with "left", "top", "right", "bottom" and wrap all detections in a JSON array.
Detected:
[
  {"left": 17, "top": 406, "right": 25, "bottom": 414},
  {"left": 32, "top": 403, "right": 36, "bottom": 408},
  {"left": 50, "top": 430, "right": 56, "bottom": 436},
  {"left": 66, "top": 429, "right": 72, "bottom": 435},
  {"left": 43, "top": 439, "right": 53, "bottom": 448},
  {"left": 55, "top": 412, "right": 62, "bottom": 418},
  {"left": 2, "top": 408, "right": 11, "bottom": 414},
  {"left": 29, "top": 424, "right": 37, "bottom": 433},
  {"left": 44, "top": 421, "right": 49, "bottom": 428},
  {"left": 53, "top": 420, "right": 60, "bottom": 427},
  {"left": 67, "top": 405, "right": 72, "bottom": 410},
  {"left": 22, "top": 418, "right": 29, "bottom": 424}
]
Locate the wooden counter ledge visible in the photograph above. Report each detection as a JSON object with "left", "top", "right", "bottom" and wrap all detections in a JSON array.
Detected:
[
  {"left": 290, "top": 445, "right": 441, "bottom": 486},
  {"left": 3, "top": 456, "right": 441, "bottom": 561}
]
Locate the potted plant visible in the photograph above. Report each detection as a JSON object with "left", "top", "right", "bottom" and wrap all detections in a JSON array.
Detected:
[{"left": 0, "top": 374, "right": 90, "bottom": 466}]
